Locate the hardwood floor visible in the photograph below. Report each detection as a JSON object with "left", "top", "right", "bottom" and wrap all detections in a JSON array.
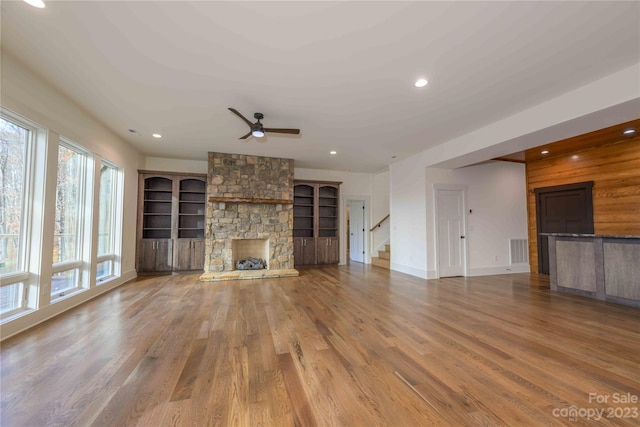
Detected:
[{"left": 1, "top": 265, "right": 639, "bottom": 426}]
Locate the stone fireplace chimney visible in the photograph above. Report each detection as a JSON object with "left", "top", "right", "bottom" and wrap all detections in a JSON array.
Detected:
[{"left": 200, "top": 152, "right": 297, "bottom": 281}]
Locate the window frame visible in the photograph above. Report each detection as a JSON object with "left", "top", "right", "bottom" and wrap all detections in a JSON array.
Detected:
[
  {"left": 0, "top": 113, "right": 36, "bottom": 319},
  {"left": 95, "top": 160, "right": 122, "bottom": 283},
  {"left": 50, "top": 139, "right": 89, "bottom": 301}
]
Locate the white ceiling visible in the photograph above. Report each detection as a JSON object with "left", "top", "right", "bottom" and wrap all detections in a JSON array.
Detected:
[{"left": 2, "top": 1, "right": 639, "bottom": 172}]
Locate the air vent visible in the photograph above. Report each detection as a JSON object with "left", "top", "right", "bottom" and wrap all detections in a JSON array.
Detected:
[{"left": 509, "top": 239, "right": 529, "bottom": 264}]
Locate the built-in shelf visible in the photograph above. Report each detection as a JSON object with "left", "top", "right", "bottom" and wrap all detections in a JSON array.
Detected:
[
  {"left": 137, "top": 172, "right": 207, "bottom": 272},
  {"left": 293, "top": 181, "right": 340, "bottom": 265}
]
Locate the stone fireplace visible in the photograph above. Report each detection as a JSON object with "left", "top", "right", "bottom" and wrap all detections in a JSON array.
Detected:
[{"left": 200, "top": 152, "right": 298, "bottom": 281}]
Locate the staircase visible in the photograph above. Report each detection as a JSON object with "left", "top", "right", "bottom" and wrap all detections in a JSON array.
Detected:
[{"left": 371, "top": 244, "right": 390, "bottom": 269}]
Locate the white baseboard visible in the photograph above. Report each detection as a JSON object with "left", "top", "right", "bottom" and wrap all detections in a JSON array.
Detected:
[
  {"left": 390, "top": 262, "right": 428, "bottom": 279},
  {"left": 426, "top": 270, "right": 438, "bottom": 279},
  {"left": 468, "top": 264, "right": 531, "bottom": 276}
]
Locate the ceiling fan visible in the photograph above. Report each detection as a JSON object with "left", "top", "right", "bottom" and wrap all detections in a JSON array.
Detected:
[{"left": 228, "top": 108, "right": 300, "bottom": 139}]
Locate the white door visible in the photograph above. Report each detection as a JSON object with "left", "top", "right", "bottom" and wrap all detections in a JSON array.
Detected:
[
  {"left": 436, "top": 189, "right": 466, "bottom": 277},
  {"left": 349, "top": 200, "right": 365, "bottom": 263}
]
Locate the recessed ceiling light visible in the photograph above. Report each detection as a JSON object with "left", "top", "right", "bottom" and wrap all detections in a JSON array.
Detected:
[
  {"left": 623, "top": 128, "right": 636, "bottom": 135},
  {"left": 414, "top": 78, "right": 428, "bottom": 88},
  {"left": 23, "top": 0, "right": 45, "bottom": 8},
  {"left": 152, "top": 133, "right": 162, "bottom": 138},
  {"left": 330, "top": 151, "right": 337, "bottom": 155},
  {"left": 541, "top": 150, "right": 549, "bottom": 155}
]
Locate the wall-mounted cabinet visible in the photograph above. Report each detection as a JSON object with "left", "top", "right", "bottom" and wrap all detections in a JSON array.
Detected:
[
  {"left": 293, "top": 181, "right": 340, "bottom": 266},
  {"left": 137, "top": 171, "right": 206, "bottom": 273}
]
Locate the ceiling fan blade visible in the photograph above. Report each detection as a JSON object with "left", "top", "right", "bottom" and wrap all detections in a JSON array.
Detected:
[
  {"left": 239, "top": 131, "right": 252, "bottom": 140},
  {"left": 263, "top": 128, "right": 301, "bottom": 135},
  {"left": 228, "top": 108, "right": 254, "bottom": 128}
]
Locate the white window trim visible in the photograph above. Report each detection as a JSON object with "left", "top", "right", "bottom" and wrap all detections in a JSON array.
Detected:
[
  {"left": 0, "top": 271, "right": 29, "bottom": 283},
  {"left": 96, "top": 160, "right": 123, "bottom": 282},
  {"left": 56, "top": 139, "right": 88, "bottom": 265},
  {"left": 51, "top": 260, "right": 83, "bottom": 274},
  {"left": 0, "top": 272, "right": 31, "bottom": 320},
  {"left": 0, "top": 111, "right": 38, "bottom": 315}
]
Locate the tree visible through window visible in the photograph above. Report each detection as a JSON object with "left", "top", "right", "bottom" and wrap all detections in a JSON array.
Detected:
[
  {"left": 0, "top": 116, "right": 29, "bottom": 316},
  {"left": 0, "top": 117, "right": 27, "bottom": 275},
  {"left": 53, "top": 145, "right": 81, "bottom": 264},
  {"left": 52, "top": 143, "right": 84, "bottom": 296}
]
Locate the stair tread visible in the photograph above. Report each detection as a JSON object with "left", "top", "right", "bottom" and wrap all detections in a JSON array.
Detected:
[{"left": 371, "top": 256, "right": 390, "bottom": 269}]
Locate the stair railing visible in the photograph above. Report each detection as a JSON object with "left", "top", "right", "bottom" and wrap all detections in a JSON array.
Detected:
[{"left": 369, "top": 214, "right": 390, "bottom": 232}]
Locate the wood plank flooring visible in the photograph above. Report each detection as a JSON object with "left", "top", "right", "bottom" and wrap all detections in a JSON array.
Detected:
[{"left": 1, "top": 265, "right": 639, "bottom": 426}]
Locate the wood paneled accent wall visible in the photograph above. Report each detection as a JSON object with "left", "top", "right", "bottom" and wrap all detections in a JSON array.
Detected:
[{"left": 526, "top": 120, "right": 640, "bottom": 273}]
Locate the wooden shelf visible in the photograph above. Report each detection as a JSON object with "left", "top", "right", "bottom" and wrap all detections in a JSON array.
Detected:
[
  {"left": 137, "top": 172, "right": 207, "bottom": 272},
  {"left": 293, "top": 181, "right": 340, "bottom": 265},
  {"left": 208, "top": 196, "right": 293, "bottom": 204}
]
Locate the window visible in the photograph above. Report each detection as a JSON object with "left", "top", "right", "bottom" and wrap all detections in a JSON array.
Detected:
[
  {"left": 0, "top": 116, "right": 30, "bottom": 317},
  {"left": 96, "top": 162, "right": 119, "bottom": 282},
  {"left": 1, "top": 107, "right": 128, "bottom": 329},
  {"left": 51, "top": 142, "right": 86, "bottom": 298},
  {"left": 0, "top": 117, "right": 27, "bottom": 275}
]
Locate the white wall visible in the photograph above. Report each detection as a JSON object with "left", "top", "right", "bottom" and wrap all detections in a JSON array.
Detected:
[
  {"left": 144, "top": 156, "right": 208, "bottom": 174},
  {"left": 390, "top": 63, "right": 639, "bottom": 280},
  {"left": 390, "top": 161, "right": 527, "bottom": 279},
  {"left": 389, "top": 157, "right": 429, "bottom": 278},
  {"left": 1, "top": 53, "right": 142, "bottom": 339},
  {"left": 371, "top": 170, "right": 390, "bottom": 252},
  {"left": 425, "top": 163, "right": 528, "bottom": 277}
]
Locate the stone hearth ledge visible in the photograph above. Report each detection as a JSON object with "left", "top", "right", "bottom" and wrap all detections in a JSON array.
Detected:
[{"left": 199, "top": 268, "right": 299, "bottom": 282}]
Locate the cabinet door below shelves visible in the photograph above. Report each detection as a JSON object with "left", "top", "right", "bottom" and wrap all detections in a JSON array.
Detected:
[
  {"left": 174, "top": 238, "right": 205, "bottom": 271},
  {"left": 139, "top": 239, "right": 172, "bottom": 272},
  {"left": 317, "top": 237, "right": 339, "bottom": 264},
  {"left": 294, "top": 237, "right": 316, "bottom": 266}
]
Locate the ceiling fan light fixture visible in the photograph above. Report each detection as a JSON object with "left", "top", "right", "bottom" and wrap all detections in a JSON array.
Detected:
[{"left": 252, "top": 129, "right": 265, "bottom": 138}]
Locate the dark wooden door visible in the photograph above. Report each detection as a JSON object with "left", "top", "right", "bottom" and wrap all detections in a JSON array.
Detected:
[{"left": 535, "top": 182, "right": 594, "bottom": 274}]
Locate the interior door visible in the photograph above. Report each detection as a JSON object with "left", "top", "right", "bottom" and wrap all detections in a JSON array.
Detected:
[
  {"left": 349, "top": 200, "right": 365, "bottom": 263},
  {"left": 535, "top": 182, "right": 594, "bottom": 274},
  {"left": 436, "top": 189, "right": 466, "bottom": 277}
]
